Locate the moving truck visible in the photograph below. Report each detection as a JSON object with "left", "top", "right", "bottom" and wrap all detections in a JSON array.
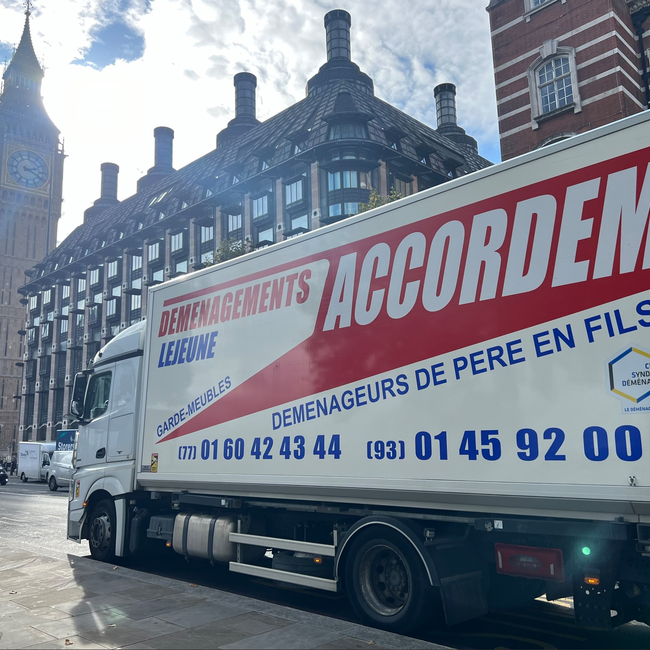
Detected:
[
  {"left": 19, "top": 442, "right": 55, "bottom": 482},
  {"left": 68, "top": 111, "right": 650, "bottom": 633}
]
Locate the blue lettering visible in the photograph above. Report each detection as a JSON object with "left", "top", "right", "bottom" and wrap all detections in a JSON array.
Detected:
[
  {"left": 165, "top": 340, "right": 175, "bottom": 366},
  {"left": 469, "top": 350, "right": 487, "bottom": 375},
  {"left": 585, "top": 315, "right": 602, "bottom": 343},
  {"left": 207, "top": 331, "right": 219, "bottom": 358},
  {"left": 533, "top": 331, "right": 553, "bottom": 357},
  {"left": 506, "top": 339, "right": 525, "bottom": 364}
]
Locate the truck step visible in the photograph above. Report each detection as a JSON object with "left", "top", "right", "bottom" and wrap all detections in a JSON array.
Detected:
[
  {"left": 229, "top": 532, "right": 336, "bottom": 556},
  {"left": 229, "top": 561, "right": 339, "bottom": 591}
]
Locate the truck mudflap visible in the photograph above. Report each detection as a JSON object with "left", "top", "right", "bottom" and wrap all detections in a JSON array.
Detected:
[
  {"left": 427, "top": 541, "right": 488, "bottom": 626},
  {"left": 337, "top": 515, "right": 488, "bottom": 626}
]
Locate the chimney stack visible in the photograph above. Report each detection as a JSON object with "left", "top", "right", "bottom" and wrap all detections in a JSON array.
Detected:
[
  {"left": 216, "top": 72, "right": 261, "bottom": 148},
  {"left": 84, "top": 163, "right": 120, "bottom": 223},
  {"left": 234, "top": 72, "right": 257, "bottom": 121},
  {"left": 306, "top": 10, "right": 373, "bottom": 97},
  {"left": 434, "top": 83, "right": 479, "bottom": 155},
  {"left": 153, "top": 126, "right": 174, "bottom": 171},
  {"left": 324, "top": 10, "right": 351, "bottom": 62},
  {"left": 99, "top": 163, "right": 119, "bottom": 202},
  {"left": 434, "top": 83, "right": 458, "bottom": 129},
  {"left": 137, "top": 126, "right": 176, "bottom": 193}
]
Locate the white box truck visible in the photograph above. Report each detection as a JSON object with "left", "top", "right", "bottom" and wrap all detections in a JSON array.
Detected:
[
  {"left": 68, "top": 111, "right": 650, "bottom": 633},
  {"left": 19, "top": 441, "right": 55, "bottom": 482}
]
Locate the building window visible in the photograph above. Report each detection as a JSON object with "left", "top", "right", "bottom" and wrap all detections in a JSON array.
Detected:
[
  {"left": 89, "top": 268, "right": 100, "bottom": 287},
  {"left": 525, "top": 0, "right": 559, "bottom": 12},
  {"left": 200, "top": 225, "right": 214, "bottom": 244},
  {"left": 225, "top": 213, "right": 242, "bottom": 239},
  {"left": 130, "top": 255, "right": 143, "bottom": 291},
  {"left": 199, "top": 225, "right": 214, "bottom": 265},
  {"left": 148, "top": 242, "right": 161, "bottom": 263},
  {"left": 175, "top": 259, "right": 188, "bottom": 274},
  {"left": 328, "top": 172, "right": 341, "bottom": 191},
  {"left": 61, "top": 284, "right": 70, "bottom": 300},
  {"left": 329, "top": 123, "right": 368, "bottom": 140},
  {"left": 285, "top": 178, "right": 304, "bottom": 205},
  {"left": 130, "top": 294, "right": 142, "bottom": 324},
  {"left": 107, "top": 260, "right": 119, "bottom": 279},
  {"left": 171, "top": 231, "right": 185, "bottom": 254},
  {"left": 391, "top": 175, "right": 413, "bottom": 197},
  {"left": 29, "top": 295, "right": 38, "bottom": 312},
  {"left": 538, "top": 57, "right": 573, "bottom": 114},
  {"left": 43, "top": 289, "right": 52, "bottom": 305},
  {"left": 252, "top": 195, "right": 269, "bottom": 219},
  {"left": 289, "top": 214, "right": 309, "bottom": 232},
  {"left": 528, "top": 43, "right": 580, "bottom": 124},
  {"left": 329, "top": 204, "right": 342, "bottom": 218},
  {"left": 256, "top": 225, "right": 274, "bottom": 247}
]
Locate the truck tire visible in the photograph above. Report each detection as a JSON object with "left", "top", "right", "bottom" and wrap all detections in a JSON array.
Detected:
[
  {"left": 89, "top": 499, "right": 116, "bottom": 563},
  {"left": 344, "top": 527, "right": 437, "bottom": 633},
  {"left": 48, "top": 476, "right": 58, "bottom": 491},
  {"left": 20, "top": 473, "right": 27, "bottom": 482}
]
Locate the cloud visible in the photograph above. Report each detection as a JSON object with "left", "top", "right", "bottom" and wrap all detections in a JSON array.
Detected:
[{"left": 0, "top": 0, "right": 500, "bottom": 246}]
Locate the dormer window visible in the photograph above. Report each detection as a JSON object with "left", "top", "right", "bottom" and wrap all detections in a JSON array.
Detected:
[
  {"left": 391, "top": 141, "right": 399, "bottom": 151},
  {"left": 232, "top": 174, "right": 240, "bottom": 185},
  {"left": 329, "top": 123, "right": 367, "bottom": 140},
  {"left": 260, "top": 160, "right": 270, "bottom": 171}
]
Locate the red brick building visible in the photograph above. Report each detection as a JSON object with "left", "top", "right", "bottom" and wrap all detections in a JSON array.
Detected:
[{"left": 487, "top": 0, "right": 650, "bottom": 160}]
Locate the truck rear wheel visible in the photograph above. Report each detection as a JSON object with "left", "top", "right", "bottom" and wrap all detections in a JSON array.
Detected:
[
  {"left": 20, "top": 473, "right": 27, "bottom": 482},
  {"left": 89, "top": 499, "right": 116, "bottom": 563},
  {"left": 344, "top": 527, "right": 437, "bottom": 633}
]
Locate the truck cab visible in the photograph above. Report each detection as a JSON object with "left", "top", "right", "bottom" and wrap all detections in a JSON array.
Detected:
[{"left": 68, "top": 321, "right": 145, "bottom": 553}]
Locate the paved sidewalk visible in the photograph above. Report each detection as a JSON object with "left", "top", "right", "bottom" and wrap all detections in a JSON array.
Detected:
[{"left": 0, "top": 545, "right": 451, "bottom": 649}]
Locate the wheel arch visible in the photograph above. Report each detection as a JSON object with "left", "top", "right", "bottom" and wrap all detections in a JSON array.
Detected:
[{"left": 335, "top": 516, "right": 438, "bottom": 588}]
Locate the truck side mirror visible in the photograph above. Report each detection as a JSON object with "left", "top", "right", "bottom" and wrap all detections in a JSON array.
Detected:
[{"left": 70, "top": 372, "right": 89, "bottom": 419}]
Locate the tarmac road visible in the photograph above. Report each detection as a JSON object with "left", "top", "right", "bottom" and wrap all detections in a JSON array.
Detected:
[{"left": 3, "top": 476, "right": 650, "bottom": 649}]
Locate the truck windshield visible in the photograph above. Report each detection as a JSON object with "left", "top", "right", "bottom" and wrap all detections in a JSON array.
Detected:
[{"left": 83, "top": 372, "right": 112, "bottom": 421}]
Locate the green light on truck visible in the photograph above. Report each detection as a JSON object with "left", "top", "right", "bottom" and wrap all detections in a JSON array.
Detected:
[{"left": 581, "top": 546, "right": 591, "bottom": 556}]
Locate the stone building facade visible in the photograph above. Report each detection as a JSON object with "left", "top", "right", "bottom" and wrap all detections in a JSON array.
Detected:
[
  {"left": 17, "top": 10, "right": 490, "bottom": 441},
  {"left": 487, "top": 0, "right": 650, "bottom": 160},
  {"left": 0, "top": 10, "right": 64, "bottom": 456}
]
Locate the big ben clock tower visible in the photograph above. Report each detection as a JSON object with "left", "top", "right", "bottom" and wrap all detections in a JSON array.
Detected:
[{"left": 0, "top": 3, "right": 64, "bottom": 456}]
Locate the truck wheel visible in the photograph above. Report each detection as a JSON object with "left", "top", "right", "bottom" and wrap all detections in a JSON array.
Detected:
[
  {"left": 344, "top": 527, "right": 436, "bottom": 633},
  {"left": 48, "top": 476, "right": 58, "bottom": 491},
  {"left": 20, "top": 473, "right": 27, "bottom": 482},
  {"left": 89, "top": 499, "right": 116, "bottom": 563}
]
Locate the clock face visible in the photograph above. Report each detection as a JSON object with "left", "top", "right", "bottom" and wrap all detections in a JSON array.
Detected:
[{"left": 7, "top": 150, "right": 49, "bottom": 189}]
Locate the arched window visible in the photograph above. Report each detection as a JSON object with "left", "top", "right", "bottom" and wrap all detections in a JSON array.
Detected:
[
  {"left": 528, "top": 42, "right": 580, "bottom": 128},
  {"left": 538, "top": 56, "right": 573, "bottom": 114}
]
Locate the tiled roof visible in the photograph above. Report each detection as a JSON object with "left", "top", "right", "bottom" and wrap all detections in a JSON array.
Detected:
[{"left": 28, "top": 75, "right": 491, "bottom": 284}]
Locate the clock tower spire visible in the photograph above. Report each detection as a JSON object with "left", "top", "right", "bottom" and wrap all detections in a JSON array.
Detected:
[{"left": 0, "top": 4, "right": 64, "bottom": 453}]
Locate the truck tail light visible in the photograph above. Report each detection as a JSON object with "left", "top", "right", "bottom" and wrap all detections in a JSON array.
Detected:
[{"left": 495, "top": 543, "right": 564, "bottom": 581}]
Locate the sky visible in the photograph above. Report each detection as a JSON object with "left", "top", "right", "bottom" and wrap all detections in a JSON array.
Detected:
[{"left": 0, "top": 0, "right": 500, "bottom": 244}]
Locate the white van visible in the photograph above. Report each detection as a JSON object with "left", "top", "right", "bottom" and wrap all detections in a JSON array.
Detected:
[{"left": 47, "top": 451, "right": 73, "bottom": 491}]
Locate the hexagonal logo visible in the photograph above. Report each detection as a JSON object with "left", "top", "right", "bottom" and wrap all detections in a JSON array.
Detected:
[{"left": 608, "top": 346, "right": 650, "bottom": 413}]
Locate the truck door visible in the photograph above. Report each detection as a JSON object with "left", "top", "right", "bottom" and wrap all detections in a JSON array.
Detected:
[
  {"left": 40, "top": 452, "right": 50, "bottom": 480},
  {"left": 76, "top": 366, "right": 113, "bottom": 467},
  {"left": 107, "top": 358, "right": 137, "bottom": 462}
]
